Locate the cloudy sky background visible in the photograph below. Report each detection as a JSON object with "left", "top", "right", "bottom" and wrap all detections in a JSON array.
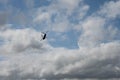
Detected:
[{"left": 0, "top": 0, "right": 120, "bottom": 80}]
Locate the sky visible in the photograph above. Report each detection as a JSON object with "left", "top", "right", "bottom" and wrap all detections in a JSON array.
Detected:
[{"left": 0, "top": 0, "right": 120, "bottom": 80}]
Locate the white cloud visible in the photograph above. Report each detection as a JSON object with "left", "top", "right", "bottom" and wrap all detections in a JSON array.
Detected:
[
  {"left": 99, "top": 0, "right": 120, "bottom": 18},
  {"left": 57, "top": 0, "right": 82, "bottom": 14},
  {"left": 33, "top": 0, "right": 89, "bottom": 32},
  {"left": 78, "top": 0, "right": 120, "bottom": 48},
  {"left": 58, "top": 0, "right": 80, "bottom": 8},
  {"left": 52, "top": 20, "right": 69, "bottom": 32},
  {"left": 33, "top": 12, "right": 50, "bottom": 24},
  {"left": 0, "top": 28, "right": 52, "bottom": 54},
  {"left": 78, "top": 17, "right": 106, "bottom": 47},
  {"left": 77, "top": 5, "right": 89, "bottom": 19}
]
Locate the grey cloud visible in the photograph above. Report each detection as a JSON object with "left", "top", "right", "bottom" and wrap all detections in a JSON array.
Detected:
[
  {"left": 13, "top": 12, "right": 31, "bottom": 26},
  {"left": 0, "top": 42, "right": 120, "bottom": 80},
  {"left": 0, "top": 0, "right": 120, "bottom": 80}
]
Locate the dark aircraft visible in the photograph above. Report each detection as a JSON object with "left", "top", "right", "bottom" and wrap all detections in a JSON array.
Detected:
[{"left": 41, "top": 31, "right": 48, "bottom": 40}]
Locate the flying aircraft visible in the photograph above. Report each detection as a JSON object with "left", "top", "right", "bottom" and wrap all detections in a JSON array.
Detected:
[{"left": 41, "top": 31, "right": 48, "bottom": 40}]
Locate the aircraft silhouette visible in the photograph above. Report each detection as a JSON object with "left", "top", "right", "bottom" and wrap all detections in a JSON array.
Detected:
[{"left": 41, "top": 31, "right": 48, "bottom": 40}]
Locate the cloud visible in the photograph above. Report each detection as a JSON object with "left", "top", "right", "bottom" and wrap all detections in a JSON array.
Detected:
[
  {"left": 33, "top": 0, "right": 89, "bottom": 32},
  {"left": 78, "top": 0, "right": 120, "bottom": 48},
  {"left": 56, "top": 0, "right": 82, "bottom": 15},
  {"left": 78, "top": 16, "right": 106, "bottom": 47},
  {"left": 0, "top": 0, "right": 120, "bottom": 80},
  {"left": 51, "top": 20, "right": 70, "bottom": 32},
  {"left": 78, "top": 16, "right": 119, "bottom": 48},
  {"left": 99, "top": 0, "right": 120, "bottom": 19},
  {"left": 33, "top": 12, "right": 50, "bottom": 24},
  {"left": 25, "top": 0, "right": 34, "bottom": 9},
  {"left": 0, "top": 28, "right": 51, "bottom": 54},
  {"left": 0, "top": 41, "right": 120, "bottom": 80},
  {"left": 13, "top": 12, "right": 30, "bottom": 26}
]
